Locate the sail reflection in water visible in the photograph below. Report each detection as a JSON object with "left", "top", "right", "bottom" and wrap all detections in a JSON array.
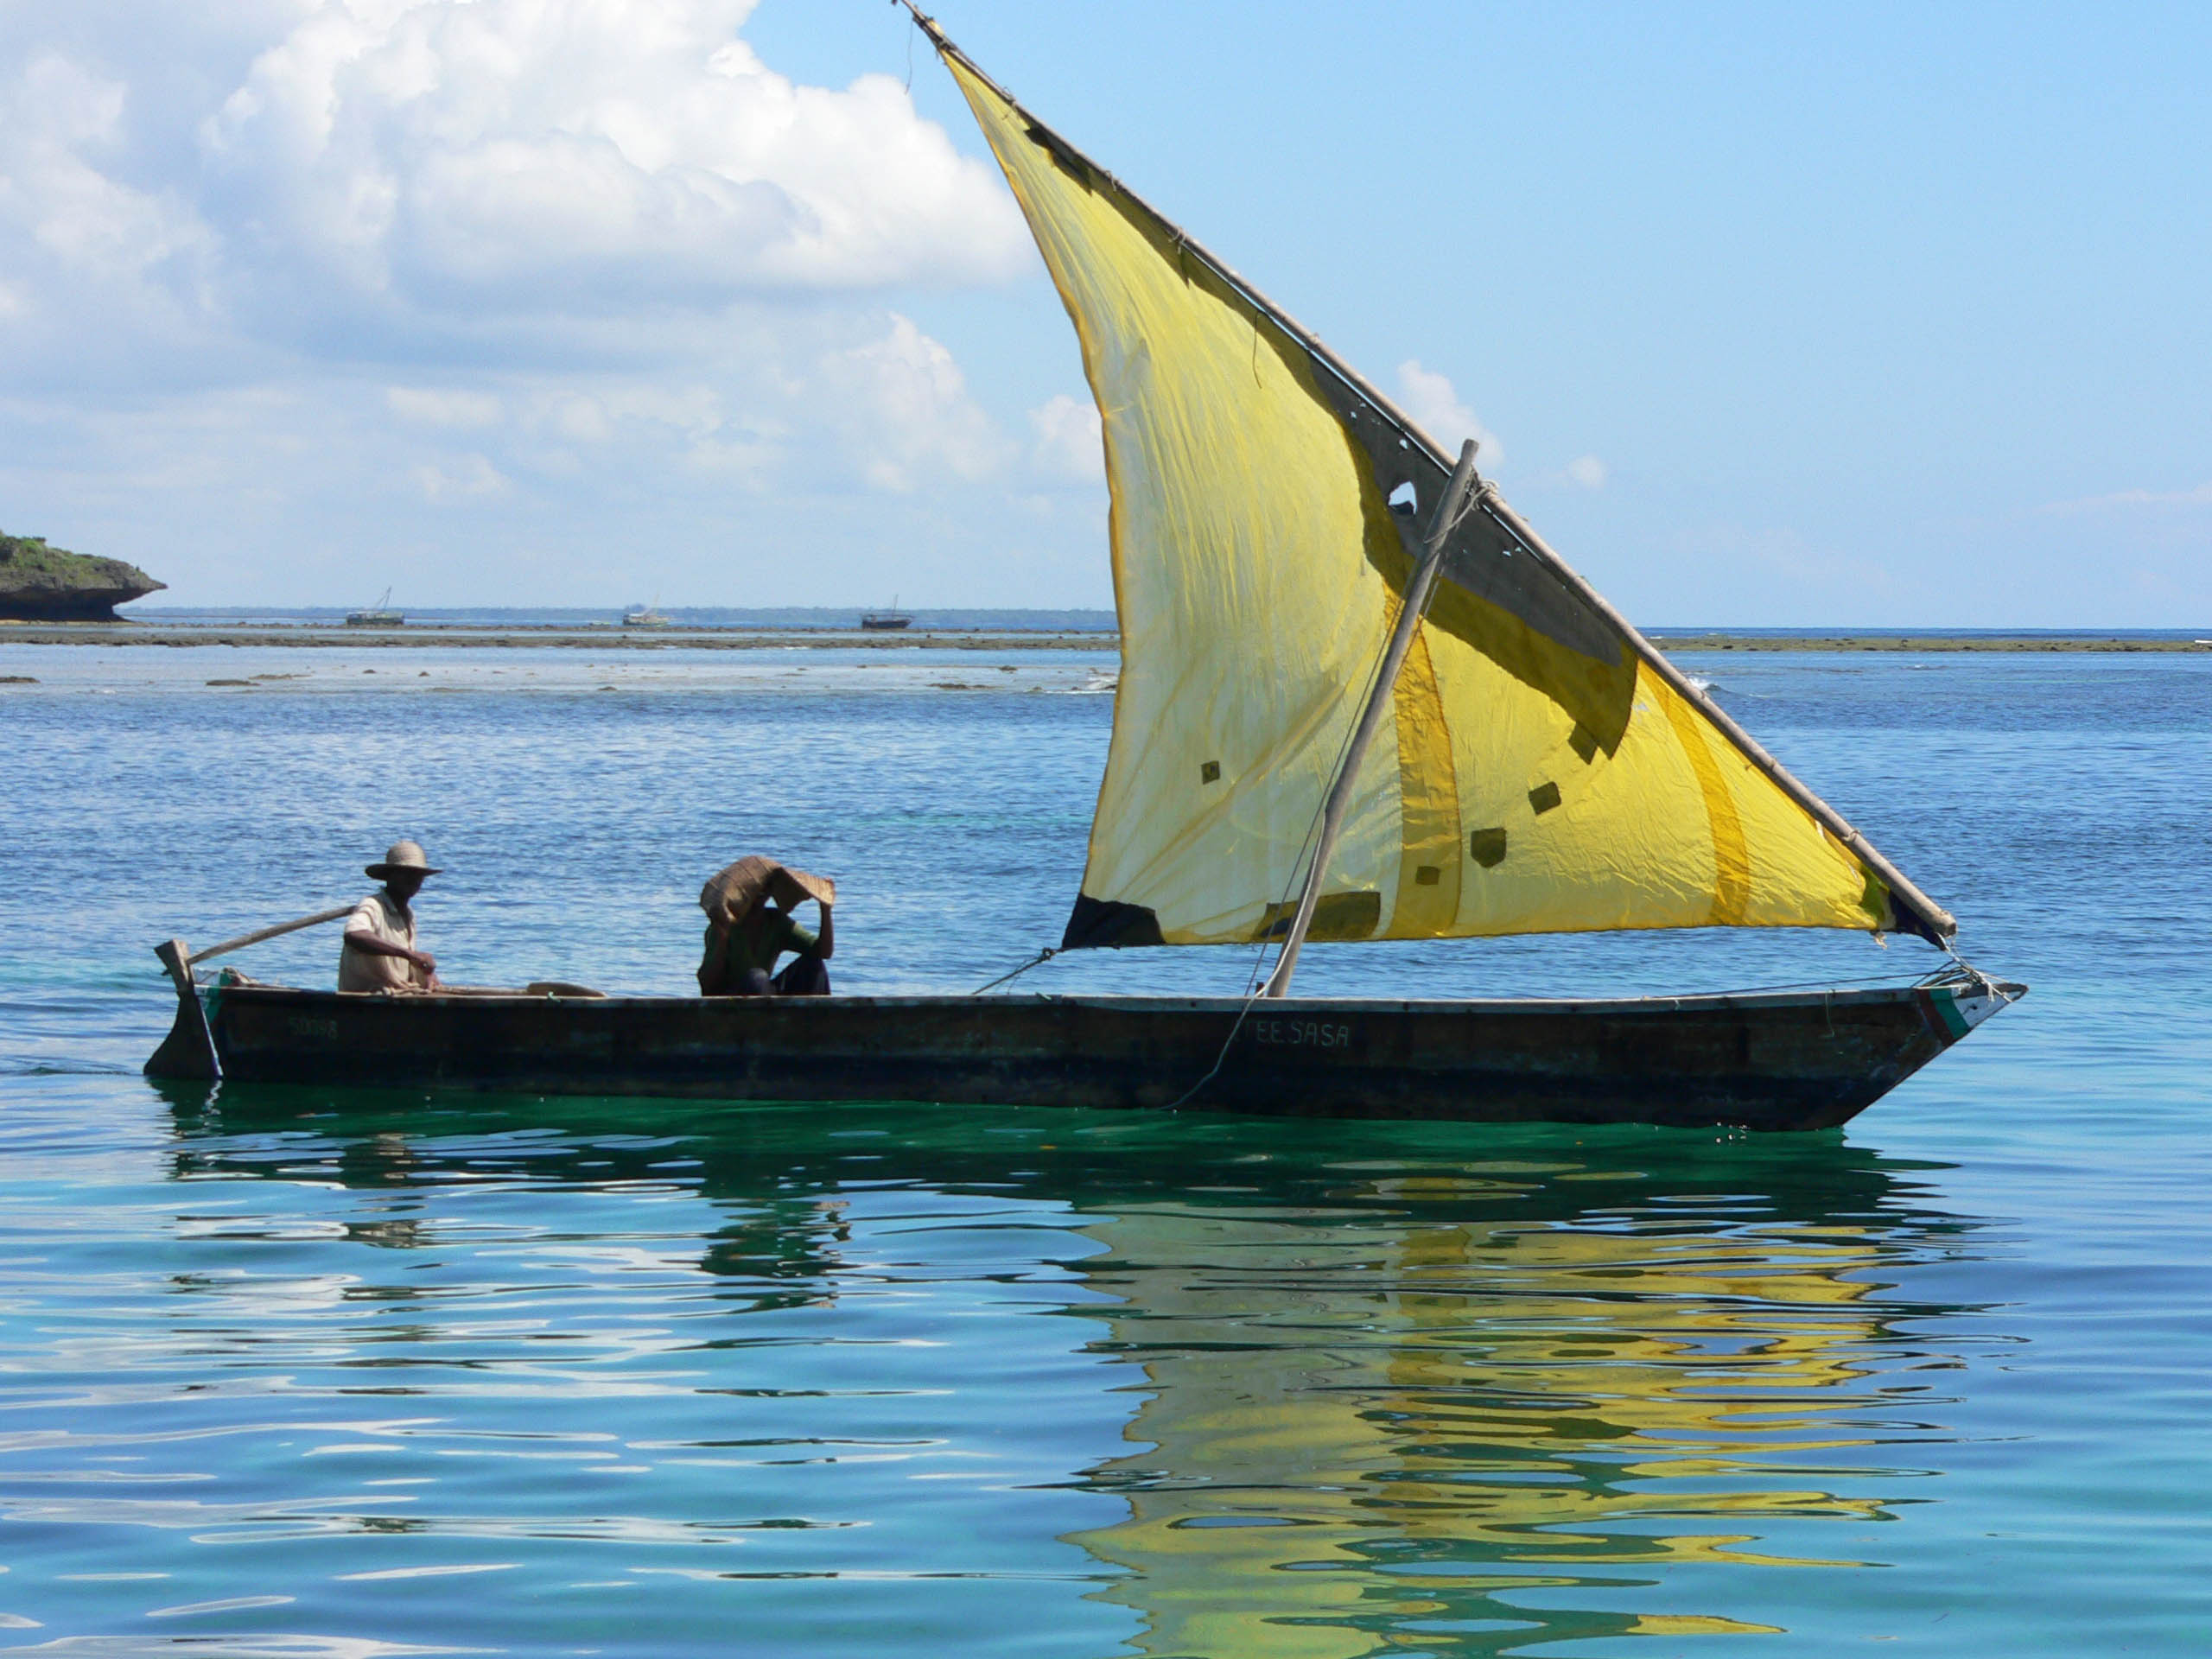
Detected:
[
  {"left": 155, "top": 1092, "right": 1989, "bottom": 1656},
  {"left": 1065, "top": 1155, "right": 1984, "bottom": 1656}
]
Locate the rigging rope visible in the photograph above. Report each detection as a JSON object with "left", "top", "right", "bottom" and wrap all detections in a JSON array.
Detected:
[
  {"left": 1932, "top": 945, "right": 2020, "bottom": 1004},
  {"left": 971, "top": 946, "right": 1058, "bottom": 995},
  {"left": 1161, "top": 984, "right": 1268, "bottom": 1113}
]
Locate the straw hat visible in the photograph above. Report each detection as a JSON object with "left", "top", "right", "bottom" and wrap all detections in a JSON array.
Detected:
[
  {"left": 366, "top": 840, "right": 442, "bottom": 880},
  {"left": 701, "top": 855, "right": 834, "bottom": 919}
]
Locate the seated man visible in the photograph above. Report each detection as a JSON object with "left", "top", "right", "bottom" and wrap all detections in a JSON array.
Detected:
[
  {"left": 340, "top": 841, "right": 442, "bottom": 993},
  {"left": 697, "top": 856, "right": 835, "bottom": 996}
]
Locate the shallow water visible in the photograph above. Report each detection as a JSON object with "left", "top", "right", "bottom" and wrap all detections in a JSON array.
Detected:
[{"left": 2, "top": 645, "right": 2208, "bottom": 1655}]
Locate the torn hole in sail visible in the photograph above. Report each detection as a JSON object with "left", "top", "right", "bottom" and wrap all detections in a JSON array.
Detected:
[
  {"left": 1255, "top": 890, "right": 1382, "bottom": 942},
  {"left": 1388, "top": 480, "right": 1418, "bottom": 519},
  {"left": 1529, "top": 781, "right": 1562, "bottom": 815},
  {"left": 1469, "top": 828, "right": 1508, "bottom": 868}
]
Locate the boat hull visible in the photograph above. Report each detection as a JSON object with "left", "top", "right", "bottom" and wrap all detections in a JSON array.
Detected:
[{"left": 147, "top": 979, "right": 2020, "bottom": 1131}]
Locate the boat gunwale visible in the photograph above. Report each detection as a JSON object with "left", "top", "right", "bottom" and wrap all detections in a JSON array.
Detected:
[{"left": 200, "top": 981, "right": 2024, "bottom": 1018}]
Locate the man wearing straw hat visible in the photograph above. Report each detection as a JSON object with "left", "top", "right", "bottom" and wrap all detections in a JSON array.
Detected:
[
  {"left": 697, "top": 855, "right": 835, "bottom": 996},
  {"left": 340, "top": 841, "right": 442, "bottom": 994}
]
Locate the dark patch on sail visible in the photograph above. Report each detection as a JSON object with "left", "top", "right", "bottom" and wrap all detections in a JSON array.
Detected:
[
  {"left": 1062, "top": 895, "right": 1165, "bottom": 950},
  {"left": 1024, "top": 122, "right": 1096, "bottom": 190},
  {"left": 1469, "top": 828, "right": 1508, "bottom": 868},
  {"left": 1569, "top": 724, "right": 1600, "bottom": 764},
  {"left": 1045, "top": 136, "right": 1639, "bottom": 756},
  {"left": 1528, "top": 781, "right": 1562, "bottom": 815},
  {"left": 1414, "top": 865, "right": 1440, "bottom": 886},
  {"left": 1336, "top": 427, "right": 1639, "bottom": 756},
  {"left": 1200, "top": 760, "right": 1221, "bottom": 784},
  {"left": 1255, "top": 891, "right": 1382, "bottom": 943}
]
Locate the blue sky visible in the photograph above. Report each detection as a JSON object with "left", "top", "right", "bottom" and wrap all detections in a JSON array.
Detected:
[{"left": 1, "top": 1, "right": 2204, "bottom": 623}]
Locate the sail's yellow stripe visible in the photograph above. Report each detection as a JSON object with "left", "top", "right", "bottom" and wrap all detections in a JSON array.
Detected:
[
  {"left": 1658, "top": 678, "right": 1752, "bottom": 926},
  {"left": 1390, "top": 626, "right": 1462, "bottom": 937}
]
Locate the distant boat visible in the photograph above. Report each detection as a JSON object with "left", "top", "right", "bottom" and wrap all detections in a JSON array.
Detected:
[
  {"left": 860, "top": 594, "right": 913, "bottom": 631},
  {"left": 345, "top": 588, "right": 403, "bottom": 627},
  {"left": 622, "top": 602, "right": 671, "bottom": 628}
]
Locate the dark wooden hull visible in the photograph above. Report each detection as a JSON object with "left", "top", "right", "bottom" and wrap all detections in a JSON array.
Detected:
[{"left": 146, "top": 976, "right": 2021, "bottom": 1131}]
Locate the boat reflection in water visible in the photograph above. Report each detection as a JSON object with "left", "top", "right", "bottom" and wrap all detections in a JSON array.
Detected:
[
  {"left": 1065, "top": 1172, "right": 1974, "bottom": 1657},
  {"left": 156, "top": 1085, "right": 1987, "bottom": 1655}
]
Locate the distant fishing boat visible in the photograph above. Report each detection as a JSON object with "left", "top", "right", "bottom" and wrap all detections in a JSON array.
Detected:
[
  {"left": 621, "top": 603, "right": 671, "bottom": 628},
  {"left": 146, "top": 11, "right": 2020, "bottom": 1128},
  {"left": 860, "top": 595, "right": 912, "bottom": 631},
  {"left": 345, "top": 588, "right": 403, "bottom": 627}
]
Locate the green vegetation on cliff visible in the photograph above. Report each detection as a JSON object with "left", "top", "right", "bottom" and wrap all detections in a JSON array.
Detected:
[{"left": 0, "top": 532, "right": 164, "bottom": 621}]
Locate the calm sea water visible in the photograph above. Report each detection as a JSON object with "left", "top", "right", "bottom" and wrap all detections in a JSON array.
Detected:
[{"left": 2, "top": 643, "right": 2207, "bottom": 1656}]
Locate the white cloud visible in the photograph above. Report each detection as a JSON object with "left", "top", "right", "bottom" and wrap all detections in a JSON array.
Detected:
[
  {"left": 527, "top": 383, "right": 724, "bottom": 445},
  {"left": 2042, "top": 481, "right": 2212, "bottom": 514},
  {"left": 1394, "top": 359, "right": 1501, "bottom": 463},
  {"left": 1563, "top": 454, "right": 1607, "bottom": 490},
  {"left": 1674, "top": 523, "right": 1899, "bottom": 601},
  {"left": 0, "top": 53, "right": 222, "bottom": 378},
  {"left": 1028, "top": 392, "right": 1103, "bottom": 482},
  {"left": 0, "top": 2, "right": 1033, "bottom": 386},
  {"left": 387, "top": 386, "right": 502, "bottom": 427},
  {"left": 821, "top": 313, "right": 1008, "bottom": 492},
  {"left": 0, "top": 3, "right": 1119, "bottom": 607},
  {"left": 7, "top": 55, "right": 207, "bottom": 282},
  {"left": 198, "top": 0, "right": 1030, "bottom": 325},
  {"left": 413, "top": 452, "right": 508, "bottom": 501}
]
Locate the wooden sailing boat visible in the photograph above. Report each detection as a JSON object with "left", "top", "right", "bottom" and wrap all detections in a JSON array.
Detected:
[
  {"left": 144, "top": 14, "right": 2020, "bottom": 1128},
  {"left": 344, "top": 587, "right": 404, "bottom": 627},
  {"left": 860, "top": 594, "right": 913, "bottom": 630}
]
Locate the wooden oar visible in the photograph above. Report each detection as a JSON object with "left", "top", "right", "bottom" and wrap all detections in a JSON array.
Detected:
[
  {"left": 192, "top": 905, "right": 355, "bottom": 966},
  {"left": 147, "top": 906, "right": 353, "bottom": 1082}
]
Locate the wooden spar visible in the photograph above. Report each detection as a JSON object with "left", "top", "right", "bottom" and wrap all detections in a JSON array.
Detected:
[
  {"left": 899, "top": 3, "right": 1957, "bottom": 944},
  {"left": 1262, "top": 442, "right": 1483, "bottom": 999},
  {"left": 193, "top": 906, "right": 354, "bottom": 966}
]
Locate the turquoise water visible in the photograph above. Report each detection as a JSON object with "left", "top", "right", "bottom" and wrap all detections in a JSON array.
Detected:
[{"left": 2, "top": 644, "right": 2207, "bottom": 1655}]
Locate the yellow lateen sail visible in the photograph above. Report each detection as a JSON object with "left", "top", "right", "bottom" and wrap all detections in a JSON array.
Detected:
[{"left": 937, "top": 45, "right": 1949, "bottom": 951}]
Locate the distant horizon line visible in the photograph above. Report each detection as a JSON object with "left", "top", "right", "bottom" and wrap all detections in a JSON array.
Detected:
[{"left": 120, "top": 606, "right": 2210, "bottom": 639}]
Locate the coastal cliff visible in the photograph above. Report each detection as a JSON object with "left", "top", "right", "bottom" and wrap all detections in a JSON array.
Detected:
[{"left": 0, "top": 533, "right": 164, "bottom": 621}]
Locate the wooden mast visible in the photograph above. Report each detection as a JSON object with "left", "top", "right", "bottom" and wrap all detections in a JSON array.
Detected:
[{"left": 1261, "top": 442, "right": 1482, "bottom": 999}]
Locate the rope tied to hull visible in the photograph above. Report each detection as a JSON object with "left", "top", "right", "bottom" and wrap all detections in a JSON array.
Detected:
[
  {"left": 971, "top": 946, "right": 1058, "bottom": 995},
  {"left": 1160, "top": 985, "right": 1268, "bottom": 1112},
  {"left": 1929, "top": 945, "right": 2022, "bottom": 1007}
]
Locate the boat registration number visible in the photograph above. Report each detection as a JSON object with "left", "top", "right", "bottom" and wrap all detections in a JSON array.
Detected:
[{"left": 1249, "top": 1017, "right": 1358, "bottom": 1055}]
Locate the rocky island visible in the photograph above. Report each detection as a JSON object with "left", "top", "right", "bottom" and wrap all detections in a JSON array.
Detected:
[{"left": 0, "top": 532, "right": 164, "bottom": 621}]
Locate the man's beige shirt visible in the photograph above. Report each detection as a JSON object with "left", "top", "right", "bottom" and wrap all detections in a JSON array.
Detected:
[{"left": 339, "top": 891, "right": 424, "bottom": 993}]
